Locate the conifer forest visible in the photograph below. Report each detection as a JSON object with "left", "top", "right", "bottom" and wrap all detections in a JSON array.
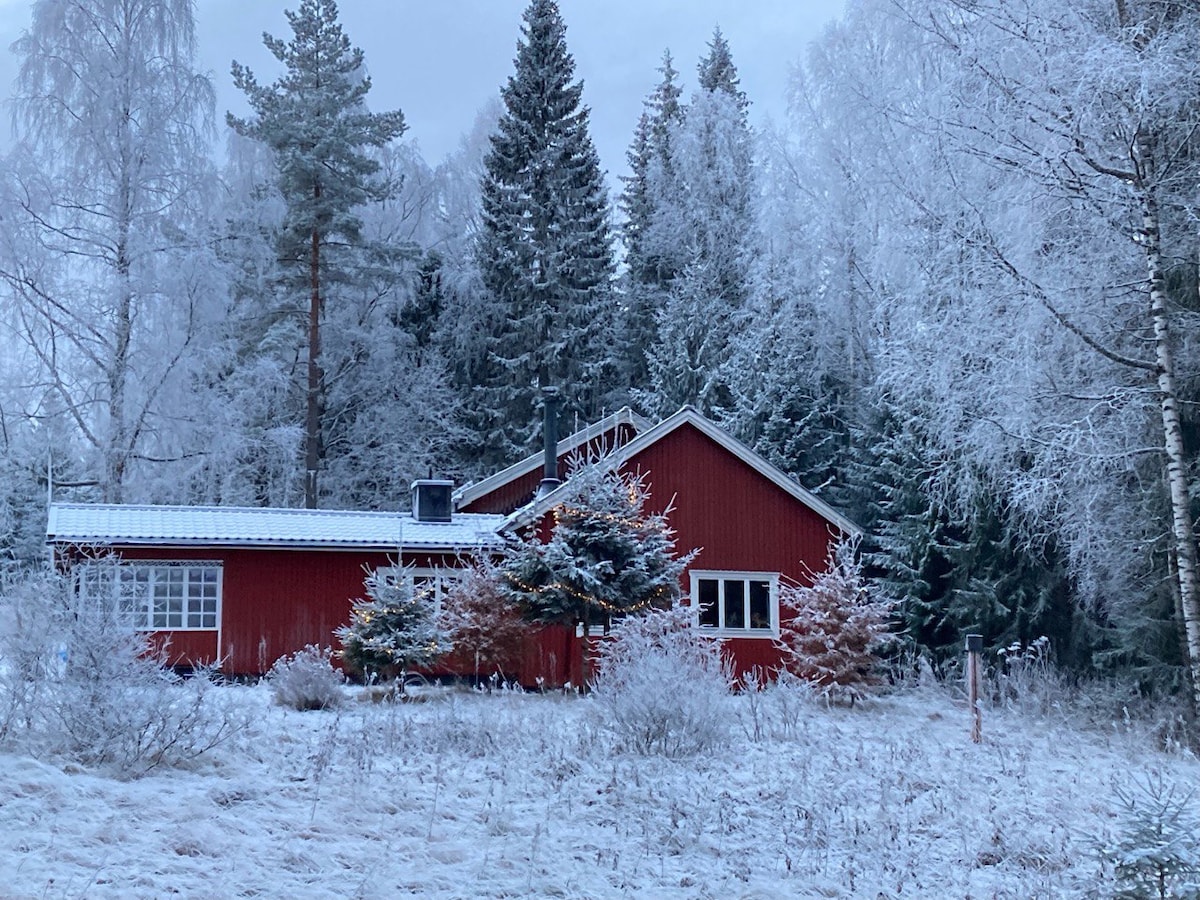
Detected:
[{"left": 1, "top": 0, "right": 1199, "bottom": 706}]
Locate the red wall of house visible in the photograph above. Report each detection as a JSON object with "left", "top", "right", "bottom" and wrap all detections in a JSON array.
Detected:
[
  {"left": 91, "top": 546, "right": 430, "bottom": 675},
  {"left": 516, "top": 421, "right": 844, "bottom": 679}
]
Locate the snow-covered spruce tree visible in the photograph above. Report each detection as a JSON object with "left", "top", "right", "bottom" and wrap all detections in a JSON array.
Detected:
[
  {"left": 1101, "top": 774, "right": 1200, "bottom": 900},
  {"left": 471, "top": 0, "right": 615, "bottom": 470},
  {"left": 1, "top": 0, "right": 222, "bottom": 504},
  {"left": 778, "top": 537, "right": 894, "bottom": 704},
  {"left": 616, "top": 50, "right": 685, "bottom": 396},
  {"left": 502, "top": 462, "right": 693, "bottom": 681},
  {"left": 644, "top": 29, "right": 755, "bottom": 419},
  {"left": 336, "top": 567, "right": 450, "bottom": 690},
  {"left": 228, "top": 0, "right": 406, "bottom": 509}
]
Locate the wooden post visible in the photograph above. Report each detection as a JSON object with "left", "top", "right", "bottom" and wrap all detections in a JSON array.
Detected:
[{"left": 966, "top": 633, "right": 983, "bottom": 743}]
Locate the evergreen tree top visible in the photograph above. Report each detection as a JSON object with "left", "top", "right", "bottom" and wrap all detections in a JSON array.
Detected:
[
  {"left": 496, "top": 0, "right": 589, "bottom": 147},
  {"left": 698, "top": 27, "right": 748, "bottom": 112},
  {"left": 652, "top": 50, "right": 684, "bottom": 131},
  {"left": 227, "top": 0, "right": 406, "bottom": 241}
]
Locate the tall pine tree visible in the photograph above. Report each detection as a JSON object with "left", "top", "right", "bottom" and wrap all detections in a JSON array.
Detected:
[
  {"left": 228, "top": 0, "right": 406, "bottom": 508},
  {"left": 472, "top": 0, "right": 615, "bottom": 470}
]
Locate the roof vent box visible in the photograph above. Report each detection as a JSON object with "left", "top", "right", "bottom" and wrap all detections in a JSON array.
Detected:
[{"left": 411, "top": 480, "right": 453, "bottom": 523}]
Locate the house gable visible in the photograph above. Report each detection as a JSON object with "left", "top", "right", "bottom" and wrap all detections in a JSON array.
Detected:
[
  {"left": 455, "top": 407, "right": 651, "bottom": 515},
  {"left": 505, "top": 406, "right": 858, "bottom": 542}
]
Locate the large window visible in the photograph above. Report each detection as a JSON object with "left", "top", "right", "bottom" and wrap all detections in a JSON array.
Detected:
[
  {"left": 78, "top": 563, "right": 221, "bottom": 631},
  {"left": 691, "top": 571, "right": 778, "bottom": 637}
]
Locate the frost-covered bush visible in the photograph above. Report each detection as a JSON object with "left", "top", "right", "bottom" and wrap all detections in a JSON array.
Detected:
[
  {"left": 1100, "top": 774, "right": 1200, "bottom": 900},
  {"left": 438, "top": 559, "right": 526, "bottom": 682},
  {"left": 590, "top": 606, "right": 733, "bottom": 757},
  {"left": 0, "top": 566, "right": 244, "bottom": 777},
  {"left": 778, "top": 537, "right": 893, "bottom": 705},
  {"left": 267, "top": 645, "right": 345, "bottom": 710}
]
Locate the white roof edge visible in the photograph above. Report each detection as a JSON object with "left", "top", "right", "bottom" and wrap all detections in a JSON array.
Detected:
[
  {"left": 502, "top": 406, "right": 861, "bottom": 536},
  {"left": 452, "top": 406, "right": 652, "bottom": 508}
]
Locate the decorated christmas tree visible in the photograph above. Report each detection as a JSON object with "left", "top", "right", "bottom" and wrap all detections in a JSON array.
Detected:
[
  {"left": 503, "top": 461, "right": 694, "bottom": 678},
  {"left": 336, "top": 568, "right": 450, "bottom": 688}
]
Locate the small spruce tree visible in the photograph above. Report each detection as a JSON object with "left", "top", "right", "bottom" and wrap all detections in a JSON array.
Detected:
[
  {"left": 778, "top": 536, "right": 893, "bottom": 704},
  {"left": 503, "top": 462, "right": 694, "bottom": 683},
  {"left": 336, "top": 568, "right": 450, "bottom": 689}
]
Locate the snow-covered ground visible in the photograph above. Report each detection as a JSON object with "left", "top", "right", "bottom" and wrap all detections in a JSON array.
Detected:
[{"left": 1, "top": 681, "right": 1196, "bottom": 898}]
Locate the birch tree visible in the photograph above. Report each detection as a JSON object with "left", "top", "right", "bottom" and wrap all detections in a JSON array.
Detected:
[
  {"left": 902, "top": 0, "right": 1200, "bottom": 708},
  {"left": 0, "top": 0, "right": 219, "bottom": 503}
]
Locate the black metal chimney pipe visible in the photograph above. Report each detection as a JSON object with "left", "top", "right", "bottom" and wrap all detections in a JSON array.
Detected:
[{"left": 537, "top": 387, "right": 560, "bottom": 498}]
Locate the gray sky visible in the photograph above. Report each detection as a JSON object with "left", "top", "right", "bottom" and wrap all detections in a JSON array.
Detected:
[{"left": 0, "top": 0, "right": 846, "bottom": 178}]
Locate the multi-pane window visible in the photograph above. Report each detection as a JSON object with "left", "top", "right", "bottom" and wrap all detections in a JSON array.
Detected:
[
  {"left": 375, "top": 567, "right": 460, "bottom": 613},
  {"left": 78, "top": 563, "right": 221, "bottom": 630},
  {"left": 692, "top": 571, "right": 778, "bottom": 635}
]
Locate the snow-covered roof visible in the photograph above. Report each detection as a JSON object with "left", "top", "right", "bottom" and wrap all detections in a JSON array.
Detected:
[
  {"left": 504, "top": 406, "right": 861, "bottom": 537},
  {"left": 46, "top": 503, "right": 506, "bottom": 551},
  {"left": 453, "top": 406, "right": 652, "bottom": 509}
]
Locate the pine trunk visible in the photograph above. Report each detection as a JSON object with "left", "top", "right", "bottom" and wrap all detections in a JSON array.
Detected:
[
  {"left": 1140, "top": 189, "right": 1200, "bottom": 714},
  {"left": 305, "top": 210, "right": 322, "bottom": 510}
]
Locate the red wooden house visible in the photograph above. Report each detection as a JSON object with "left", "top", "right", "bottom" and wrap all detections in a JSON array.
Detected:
[{"left": 46, "top": 406, "right": 856, "bottom": 684}]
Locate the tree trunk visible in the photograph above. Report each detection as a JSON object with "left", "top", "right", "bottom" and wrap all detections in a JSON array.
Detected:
[
  {"left": 1139, "top": 187, "right": 1200, "bottom": 712},
  {"left": 304, "top": 205, "right": 322, "bottom": 509}
]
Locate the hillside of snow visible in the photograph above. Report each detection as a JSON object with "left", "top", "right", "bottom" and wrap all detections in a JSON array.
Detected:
[{"left": 1, "top": 681, "right": 1196, "bottom": 899}]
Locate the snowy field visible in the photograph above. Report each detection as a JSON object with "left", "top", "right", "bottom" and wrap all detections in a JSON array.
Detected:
[{"left": 1, "top": 681, "right": 1197, "bottom": 899}]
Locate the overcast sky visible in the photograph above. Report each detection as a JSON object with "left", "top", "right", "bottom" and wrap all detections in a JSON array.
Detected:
[{"left": 0, "top": 0, "right": 847, "bottom": 179}]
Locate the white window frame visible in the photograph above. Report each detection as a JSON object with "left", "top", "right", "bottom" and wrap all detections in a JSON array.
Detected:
[
  {"left": 374, "top": 566, "right": 462, "bottom": 615},
  {"left": 76, "top": 561, "right": 222, "bottom": 632},
  {"left": 690, "top": 570, "right": 779, "bottom": 638}
]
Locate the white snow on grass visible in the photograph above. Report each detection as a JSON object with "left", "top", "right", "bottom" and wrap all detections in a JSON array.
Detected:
[{"left": 0, "top": 682, "right": 1195, "bottom": 898}]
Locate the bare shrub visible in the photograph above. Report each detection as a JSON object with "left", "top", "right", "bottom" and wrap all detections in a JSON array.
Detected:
[
  {"left": 438, "top": 559, "right": 526, "bottom": 682},
  {"left": 267, "top": 645, "right": 345, "bottom": 710},
  {"left": 590, "top": 606, "right": 734, "bottom": 757},
  {"left": 0, "top": 565, "right": 244, "bottom": 777}
]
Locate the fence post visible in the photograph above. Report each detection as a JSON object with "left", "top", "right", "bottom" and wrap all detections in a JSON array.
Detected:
[{"left": 965, "top": 633, "right": 983, "bottom": 743}]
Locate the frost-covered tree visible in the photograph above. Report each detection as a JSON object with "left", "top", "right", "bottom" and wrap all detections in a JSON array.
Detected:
[
  {"left": 644, "top": 30, "right": 756, "bottom": 418},
  {"left": 228, "top": 0, "right": 407, "bottom": 508},
  {"left": 438, "top": 558, "right": 527, "bottom": 682},
  {"left": 472, "top": 0, "right": 615, "bottom": 469},
  {"left": 778, "top": 537, "right": 893, "bottom": 704},
  {"left": 0, "top": 0, "right": 221, "bottom": 503},
  {"left": 336, "top": 567, "right": 451, "bottom": 686},
  {"left": 503, "top": 463, "right": 693, "bottom": 634},
  {"left": 616, "top": 51, "right": 684, "bottom": 395}
]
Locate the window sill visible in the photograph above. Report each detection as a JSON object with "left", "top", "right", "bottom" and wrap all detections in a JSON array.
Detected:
[{"left": 697, "top": 627, "right": 779, "bottom": 640}]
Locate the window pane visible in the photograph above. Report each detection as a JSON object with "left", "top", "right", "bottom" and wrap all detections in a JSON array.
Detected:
[
  {"left": 724, "top": 580, "right": 745, "bottom": 629},
  {"left": 698, "top": 579, "right": 719, "bottom": 627},
  {"left": 749, "top": 580, "right": 771, "bottom": 630}
]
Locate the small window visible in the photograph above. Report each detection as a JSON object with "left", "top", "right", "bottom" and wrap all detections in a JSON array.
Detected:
[{"left": 691, "top": 571, "right": 779, "bottom": 637}]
